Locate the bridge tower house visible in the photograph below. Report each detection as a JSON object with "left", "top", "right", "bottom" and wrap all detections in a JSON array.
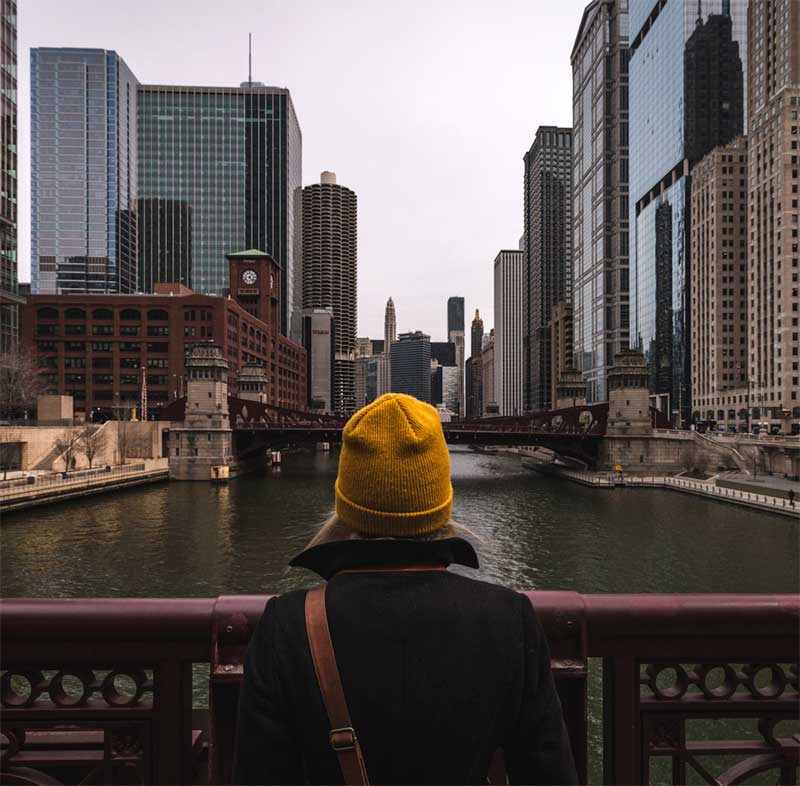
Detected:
[
  {"left": 237, "top": 363, "right": 268, "bottom": 404},
  {"left": 555, "top": 368, "right": 588, "bottom": 409},
  {"left": 606, "top": 349, "right": 652, "bottom": 436},
  {"left": 169, "top": 344, "right": 233, "bottom": 480}
]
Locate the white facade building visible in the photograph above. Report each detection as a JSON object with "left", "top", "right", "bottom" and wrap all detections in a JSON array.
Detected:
[{"left": 441, "top": 365, "right": 461, "bottom": 417}]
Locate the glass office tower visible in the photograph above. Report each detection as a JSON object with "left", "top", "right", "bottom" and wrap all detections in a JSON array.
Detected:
[
  {"left": 571, "top": 0, "right": 630, "bottom": 404},
  {"left": 0, "top": 0, "right": 20, "bottom": 351},
  {"left": 629, "top": 0, "right": 746, "bottom": 425},
  {"left": 31, "top": 49, "right": 139, "bottom": 294},
  {"left": 391, "top": 331, "right": 432, "bottom": 403},
  {"left": 137, "top": 84, "right": 302, "bottom": 338},
  {"left": 523, "top": 126, "right": 573, "bottom": 412}
]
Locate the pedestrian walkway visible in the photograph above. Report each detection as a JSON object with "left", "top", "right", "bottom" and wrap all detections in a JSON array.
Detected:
[
  {"left": 558, "top": 470, "right": 798, "bottom": 519},
  {"left": 0, "top": 459, "right": 169, "bottom": 514}
]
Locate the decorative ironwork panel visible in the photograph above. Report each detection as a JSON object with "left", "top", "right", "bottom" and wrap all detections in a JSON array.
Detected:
[
  {"left": 1, "top": 667, "right": 167, "bottom": 785},
  {"left": 639, "top": 661, "right": 800, "bottom": 785}
]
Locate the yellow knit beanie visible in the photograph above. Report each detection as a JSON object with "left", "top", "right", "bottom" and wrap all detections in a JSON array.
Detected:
[{"left": 335, "top": 393, "right": 453, "bottom": 536}]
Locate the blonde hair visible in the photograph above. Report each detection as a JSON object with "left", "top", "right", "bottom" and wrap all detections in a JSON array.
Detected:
[{"left": 308, "top": 512, "right": 482, "bottom": 548}]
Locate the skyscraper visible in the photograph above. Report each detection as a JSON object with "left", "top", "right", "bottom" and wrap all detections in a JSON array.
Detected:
[
  {"left": 523, "top": 126, "right": 573, "bottom": 412},
  {"left": 481, "top": 331, "right": 496, "bottom": 415},
  {"left": 493, "top": 249, "right": 524, "bottom": 415},
  {"left": 137, "top": 82, "right": 302, "bottom": 337},
  {"left": 746, "top": 0, "right": 799, "bottom": 431},
  {"left": 446, "top": 296, "right": 465, "bottom": 415},
  {"left": 391, "top": 331, "right": 431, "bottom": 403},
  {"left": 629, "top": 0, "right": 747, "bottom": 424},
  {"left": 470, "top": 309, "right": 483, "bottom": 359},
  {"left": 0, "top": 0, "right": 19, "bottom": 351},
  {"left": 690, "top": 136, "right": 748, "bottom": 430},
  {"left": 302, "top": 171, "right": 358, "bottom": 415},
  {"left": 447, "top": 296, "right": 464, "bottom": 338},
  {"left": 571, "top": 0, "right": 630, "bottom": 403},
  {"left": 31, "top": 48, "right": 139, "bottom": 295},
  {"left": 465, "top": 308, "right": 484, "bottom": 418},
  {"left": 380, "top": 297, "right": 396, "bottom": 395}
]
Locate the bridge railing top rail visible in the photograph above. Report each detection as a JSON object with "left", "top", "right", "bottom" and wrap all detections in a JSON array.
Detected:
[{"left": 2, "top": 592, "right": 796, "bottom": 659}]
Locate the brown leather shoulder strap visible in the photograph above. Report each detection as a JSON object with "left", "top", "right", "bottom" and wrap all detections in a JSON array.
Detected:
[{"left": 305, "top": 585, "right": 370, "bottom": 786}]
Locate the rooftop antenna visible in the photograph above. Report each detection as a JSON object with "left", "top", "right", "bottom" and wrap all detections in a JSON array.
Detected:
[
  {"left": 248, "top": 33, "right": 252, "bottom": 86},
  {"left": 696, "top": 0, "right": 702, "bottom": 25}
]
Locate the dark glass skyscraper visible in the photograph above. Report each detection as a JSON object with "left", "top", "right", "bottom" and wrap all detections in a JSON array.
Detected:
[
  {"left": 31, "top": 48, "right": 139, "bottom": 295},
  {"left": 684, "top": 12, "right": 744, "bottom": 166},
  {"left": 137, "top": 83, "right": 302, "bottom": 338},
  {"left": 137, "top": 198, "right": 192, "bottom": 290},
  {"left": 0, "top": 0, "right": 19, "bottom": 351},
  {"left": 629, "top": 0, "right": 746, "bottom": 425},
  {"left": 523, "top": 126, "right": 573, "bottom": 412},
  {"left": 447, "top": 296, "right": 464, "bottom": 339},
  {"left": 391, "top": 331, "right": 431, "bottom": 403}
]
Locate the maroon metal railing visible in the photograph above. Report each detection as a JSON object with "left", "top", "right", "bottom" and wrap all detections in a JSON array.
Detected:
[{"left": 1, "top": 593, "right": 798, "bottom": 785}]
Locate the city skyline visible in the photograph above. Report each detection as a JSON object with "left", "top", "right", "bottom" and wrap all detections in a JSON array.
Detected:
[{"left": 15, "top": 0, "right": 584, "bottom": 340}]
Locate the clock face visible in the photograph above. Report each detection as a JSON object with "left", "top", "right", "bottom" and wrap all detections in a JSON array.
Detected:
[{"left": 241, "top": 269, "right": 257, "bottom": 286}]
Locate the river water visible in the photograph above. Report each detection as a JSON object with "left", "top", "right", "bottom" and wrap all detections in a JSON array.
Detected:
[
  {"left": 2, "top": 449, "right": 798, "bottom": 782},
  {"left": 3, "top": 448, "right": 797, "bottom": 598}
]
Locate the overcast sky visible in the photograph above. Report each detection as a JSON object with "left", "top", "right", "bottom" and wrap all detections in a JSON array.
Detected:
[{"left": 19, "top": 0, "right": 583, "bottom": 341}]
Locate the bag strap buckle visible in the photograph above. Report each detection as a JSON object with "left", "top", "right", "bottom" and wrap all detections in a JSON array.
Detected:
[{"left": 330, "top": 726, "right": 357, "bottom": 752}]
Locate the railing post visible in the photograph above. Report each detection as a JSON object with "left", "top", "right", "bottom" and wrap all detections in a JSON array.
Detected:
[
  {"left": 209, "top": 596, "right": 253, "bottom": 785},
  {"left": 153, "top": 659, "right": 194, "bottom": 785},
  {"left": 603, "top": 656, "right": 641, "bottom": 786},
  {"left": 525, "top": 591, "right": 588, "bottom": 783}
]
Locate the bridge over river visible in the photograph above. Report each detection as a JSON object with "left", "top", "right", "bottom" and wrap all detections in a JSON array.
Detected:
[
  {"left": 158, "top": 391, "right": 679, "bottom": 472},
  {"left": 156, "top": 344, "right": 798, "bottom": 480}
]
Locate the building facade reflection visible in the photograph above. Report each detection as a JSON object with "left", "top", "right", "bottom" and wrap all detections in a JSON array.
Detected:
[{"left": 629, "top": 0, "right": 747, "bottom": 424}]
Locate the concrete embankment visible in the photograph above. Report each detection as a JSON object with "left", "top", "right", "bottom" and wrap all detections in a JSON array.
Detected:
[
  {"left": 0, "top": 459, "right": 169, "bottom": 515},
  {"left": 538, "top": 467, "right": 798, "bottom": 519}
]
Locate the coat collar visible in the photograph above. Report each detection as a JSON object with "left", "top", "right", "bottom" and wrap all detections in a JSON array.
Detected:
[{"left": 288, "top": 537, "right": 480, "bottom": 580}]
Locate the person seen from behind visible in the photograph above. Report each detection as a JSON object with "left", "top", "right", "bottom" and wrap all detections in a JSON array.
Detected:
[{"left": 233, "top": 393, "right": 578, "bottom": 784}]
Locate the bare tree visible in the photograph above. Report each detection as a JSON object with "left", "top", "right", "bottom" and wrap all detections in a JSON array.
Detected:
[
  {"left": 78, "top": 425, "right": 107, "bottom": 469},
  {"left": 113, "top": 401, "right": 137, "bottom": 465},
  {"left": 117, "top": 421, "right": 131, "bottom": 465},
  {"left": 0, "top": 348, "right": 49, "bottom": 420},
  {"left": 0, "top": 429, "right": 23, "bottom": 480},
  {"left": 54, "top": 430, "right": 82, "bottom": 474}
]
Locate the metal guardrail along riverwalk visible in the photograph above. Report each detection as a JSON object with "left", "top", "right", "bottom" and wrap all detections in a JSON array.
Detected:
[
  {"left": 1, "top": 593, "right": 797, "bottom": 785},
  {"left": 0, "top": 462, "right": 169, "bottom": 512},
  {"left": 556, "top": 471, "right": 799, "bottom": 516}
]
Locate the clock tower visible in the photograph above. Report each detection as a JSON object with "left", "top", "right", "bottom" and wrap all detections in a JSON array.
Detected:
[{"left": 226, "top": 249, "right": 281, "bottom": 336}]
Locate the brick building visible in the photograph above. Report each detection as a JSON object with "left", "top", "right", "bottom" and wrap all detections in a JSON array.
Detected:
[{"left": 20, "top": 250, "right": 306, "bottom": 419}]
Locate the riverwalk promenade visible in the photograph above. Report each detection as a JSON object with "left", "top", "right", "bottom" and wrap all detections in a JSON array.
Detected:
[
  {"left": 0, "top": 459, "right": 169, "bottom": 514},
  {"left": 554, "top": 468, "right": 799, "bottom": 518}
]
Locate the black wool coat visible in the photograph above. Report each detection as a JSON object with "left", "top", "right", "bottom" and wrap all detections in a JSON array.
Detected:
[{"left": 232, "top": 538, "right": 578, "bottom": 785}]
